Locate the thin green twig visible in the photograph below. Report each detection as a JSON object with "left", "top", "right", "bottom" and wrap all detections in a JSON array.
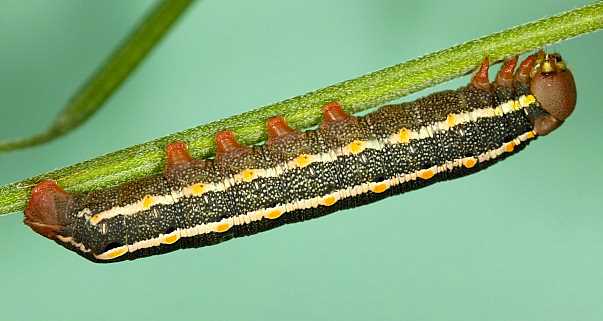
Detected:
[
  {"left": 0, "top": 0, "right": 194, "bottom": 152},
  {"left": 1, "top": 2, "right": 602, "bottom": 216}
]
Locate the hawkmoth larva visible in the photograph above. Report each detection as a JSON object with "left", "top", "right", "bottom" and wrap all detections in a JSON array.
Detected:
[{"left": 24, "top": 52, "right": 577, "bottom": 263}]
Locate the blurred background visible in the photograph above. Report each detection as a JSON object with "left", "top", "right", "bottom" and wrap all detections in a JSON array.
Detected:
[{"left": 1, "top": 1, "right": 602, "bottom": 320}]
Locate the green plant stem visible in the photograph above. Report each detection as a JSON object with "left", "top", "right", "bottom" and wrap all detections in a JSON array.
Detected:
[
  {"left": 0, "top": 0, "right": 194, "bottom": 152},
  {"left": 1, "top": 2, "right": 602, "bottom": 216}
]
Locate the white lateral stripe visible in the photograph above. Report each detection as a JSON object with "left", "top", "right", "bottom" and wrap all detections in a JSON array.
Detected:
[
  {"left": 60, "top": 130, "right": 536, "bottom": 258},
  {"left": 78, "top": 96, "right": 535, "bottom": 225}
]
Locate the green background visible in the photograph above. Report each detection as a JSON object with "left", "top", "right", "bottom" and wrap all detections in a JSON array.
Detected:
[{"left": 1, "top": 1, "right": 602, "bottom": 320}]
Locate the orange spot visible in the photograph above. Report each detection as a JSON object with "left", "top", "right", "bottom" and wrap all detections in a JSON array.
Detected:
[
  {"left": 371, "top": 182, "right": 389, "bottom": 194},
  {"left": 142, "top": 195, "right": 154, "bottom": 210},
  {"left": 321, "top": 195, "right": 337, "bottom": 207},
  {"left": 294, "top": 154, "right": 312, "bottom": 168},
  {"left": 418, "top": 169, "right": 435, "bottom": 180},
  {"left": 505, "top": 142, "right": 515, "bottom": 153},
  {"left": 265, "top": 209, "right": 283, "bottom": 220},
  {"left": 463, "top": 158, "right": 477, "bottom": 169},
  {"left": 95, "top": 246, "right": 128, "bottom": 260},
  {"left": 90, "top": 214, "right": 102, "bottom": 225},
  {"left": 162, "top": 233, "right": 180, "bottom": 245},
  {"left": 523, "top": 95, "right": 536, "bottom": 106},
  {"left": 398, "top": 128, "right": 411, "bottom": 144},
  {"left": 446, "top": 114, "right": 456, "bottom": 127},
  {"left": 241, "top": 169, "right": 256, "bottom": 182},
  {"left": 348, "top": 140, "right": 365, "bottom": 154},
  {"left": 215, "top": 222, "right": 232, "bottom": 233},
  {"left": 191, "top": 183, "right": 206, "bottom": 196},
  {"left": 527, "top": 131, "right": 536, "bottom": 139}
]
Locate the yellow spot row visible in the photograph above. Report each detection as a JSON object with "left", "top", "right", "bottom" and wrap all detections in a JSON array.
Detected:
[
  {"left": 519, "top": 95, "right": 536, "bottom": 107},
  {"left": 371, "top": 182, "right": 390, "bottom": 194},
  {"left": 95, "top": 246, "right": 128, "bottom": 260},
  {"left": 142, "top": 195, "right": 154, "bottom": 210},
  {"left": 418, "top": 169, "right": 435, "bottom": 180},
  {"left": 191, "top": 183, "right": 206, "bottom": 196},
  {"left": 294, "top": 154, "right": 312, "bottom": 168},
  {"left": 347, "top": 140, "right": 366, "bottom": 155},
  {"left": 399, "top": 128, "right": 411, "bottom": 144},
  {"left": 463, "top": 158, "right": 477, "bottom": 169}
]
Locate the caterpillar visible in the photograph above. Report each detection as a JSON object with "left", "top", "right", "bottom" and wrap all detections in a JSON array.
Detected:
[{"left": 23, "top": 52, "right": 577, "bottom": 263}]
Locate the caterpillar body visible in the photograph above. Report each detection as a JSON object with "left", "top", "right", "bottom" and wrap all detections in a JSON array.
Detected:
[{"left": 24, "top": 52, "right": 577, "bottom": 263}]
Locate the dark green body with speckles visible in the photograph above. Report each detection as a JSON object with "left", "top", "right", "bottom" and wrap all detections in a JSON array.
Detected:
[{"left": 57, "top": 84, "right": 541, "bottom": 262}]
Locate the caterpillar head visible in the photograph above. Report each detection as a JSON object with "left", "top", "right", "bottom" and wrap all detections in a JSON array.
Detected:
[{"left": 529, "top": 52, "right": 577, "bottom": 135}]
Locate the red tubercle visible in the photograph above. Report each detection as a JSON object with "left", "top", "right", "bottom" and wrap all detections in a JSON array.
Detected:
[
  {"left": 470, "top": 57, "right": 491, "bottom": 91},
  {"left": 24, "top": 179, "right": 72, "bottom": 239},
  {"left": 266, "top": 116, "right": 299, "bottom": 144},
  {"left": 495, "top": 56, "right": 518, "bottom": 88},
  {"left": 165, "top": 141, "right": 193, "bottom": 171},
  {"left": 28, "top": 180, "right": 67, "bottom": 201},
  {"left": 515, "top": 54, "right": 537, "bottom": 84},
  {"left": 163, "top": 140, "right": 210, "bottom": 183},
  {"left": 215, "top": 130, "right": 251, "bottom": 157},
  {"left": 321, "top": 102, "right": 354, "bottom": 128}
]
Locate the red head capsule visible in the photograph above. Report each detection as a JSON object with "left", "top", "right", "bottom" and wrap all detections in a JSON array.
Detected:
[{"left": 529, "top": 53, "right": 577, "bottom": 135}]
